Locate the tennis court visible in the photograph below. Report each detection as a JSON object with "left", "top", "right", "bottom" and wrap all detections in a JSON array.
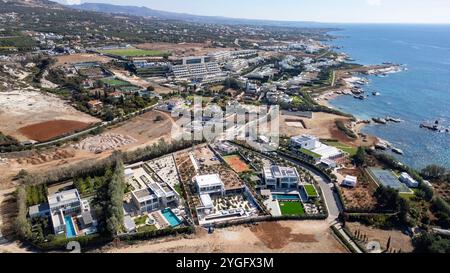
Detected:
[{"left": 368, "top": 168, "right": 410, "bottom": 193}]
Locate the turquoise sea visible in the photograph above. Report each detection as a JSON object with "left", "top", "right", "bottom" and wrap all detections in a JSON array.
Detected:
[{"left": 327, "top": 24, "right": 450, "bottom": 169}]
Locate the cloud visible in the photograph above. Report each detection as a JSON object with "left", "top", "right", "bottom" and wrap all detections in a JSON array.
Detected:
[{"left": 366, "top": 0, "right": 382, "bottom": 6}]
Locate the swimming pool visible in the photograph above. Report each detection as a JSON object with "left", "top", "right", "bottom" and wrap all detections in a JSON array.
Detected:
[
  {"left": 65, "top": 215, "right": 76, "bottom": 238},
  {"left": 272, "top": 194, "right": 301, "bottom": 201},
  {"left": 161, "top": 208, "right": 182, "bottom": 227}
]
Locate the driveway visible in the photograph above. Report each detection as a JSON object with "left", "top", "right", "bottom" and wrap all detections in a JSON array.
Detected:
[{"left": 276, "top": 153, "right": 344, "bottom": 220}]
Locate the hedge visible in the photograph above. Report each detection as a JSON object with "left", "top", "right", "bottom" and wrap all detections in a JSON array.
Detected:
[
  {"left": 213, "top": 214, "right": 328, "bottom": 229},
  {"left": 32, "top": 234, "right": 112, "bottom": 252},
  {"left": 119, "top": 226, "right": 195, "bottom": 241}
]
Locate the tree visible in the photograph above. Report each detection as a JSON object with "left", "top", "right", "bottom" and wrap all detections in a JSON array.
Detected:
[
  {"left": 374, "top": 186, "right": 400, "bottom": 211},
  {"left": 353, "top": 147, "right": 367, "bottom": 167},
  {"left": 105, "top": 160, "right": 125, "bottom": 236},
  {"left": 386, "top": 236, "right": 392, "bottom": 251},
  {"left": 398, "top": 197, "right": 411, "bottom": 226},
  {"left": 413, "top": 233, "right": 450, "bottom": 253},
  {"left": 15, "top": 186, "right": 32, "bottom": 240},
  {"left": 146, "top": 86, "right": 155, "bottom": 92},
  {"left": 16, "top": 169, "right": 29, "bottom": 180},
  {"left": 421, "top": 165, "right": 447, "bottom": 181}
]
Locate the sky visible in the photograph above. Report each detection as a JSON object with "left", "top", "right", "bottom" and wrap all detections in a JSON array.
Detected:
[{"left": 59, "top": 0, "right": 450, "bottom": 24}]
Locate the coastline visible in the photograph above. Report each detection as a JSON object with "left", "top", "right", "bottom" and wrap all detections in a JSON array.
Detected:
[{"left": 314, "top": 63, "right": 405, "bottom": 148}]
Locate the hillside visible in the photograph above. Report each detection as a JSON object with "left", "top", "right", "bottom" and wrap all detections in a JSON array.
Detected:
[{"left": 67, "top": 2, "right": 330, "bottom": 28}]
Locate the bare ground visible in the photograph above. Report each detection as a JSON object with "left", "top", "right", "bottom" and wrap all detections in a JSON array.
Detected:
[
  {"left": 53, "top": 53, "right": 112, "bottom": 67},
  {"left": 0, "top": 90, "right": 100, "bottom": 141},
  {"left": 280, "top": 112, "right": 376, "bottom": 147},
  {"left": 0, "top": 110, "right": 175, "bottom": 188},
  {"left": 346, "top": 222, "right": 414, "bottom": 253},
  {"left": 102, "top": 221, "right": 347, "bottom": 253}
]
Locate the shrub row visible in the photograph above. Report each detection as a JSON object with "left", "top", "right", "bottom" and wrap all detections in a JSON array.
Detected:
[
  {"left": 213, "top": 214, "right": 328, "bottom": 229},
  {"left": 119, "top": 226, "right": 195, "bottom": 242}
]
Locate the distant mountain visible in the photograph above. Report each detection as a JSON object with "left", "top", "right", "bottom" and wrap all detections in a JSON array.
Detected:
[
  {"left": 5, "top": 0, "right": 64, "bottom": 8},
  {"left": 66, "top": 2, "right": 329, "bottom": 28}
]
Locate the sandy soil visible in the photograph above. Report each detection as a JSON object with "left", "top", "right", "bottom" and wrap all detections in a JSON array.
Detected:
[
  {"left": 0, "top": 110, "right": 175, "bottom": 187},
  {"left": 280, "top": 112, "right": 376, "bottom": 147},
  {"left": 0, "top": 188, "right": 34, "bottom": 253},
  {"left": 346, "top": 222, "right": 414, "bottom": 253},
  {"left": 0, "top": 90, "right": 100, "bottom": 141},
  {"left": 107, "top": 110, "right": 175, "bottom": 150},
  {"left": 18, "top": 120, "right": 92, "bottom": 142},
  {"left": 103, "top": 221, "right": 347, "bottom": 253},
  {"left": 53, "top": 53, "right": 112, "bottom": 67},
  {"left": 338, "top": 168, "right": 378, "bottom": 211}
]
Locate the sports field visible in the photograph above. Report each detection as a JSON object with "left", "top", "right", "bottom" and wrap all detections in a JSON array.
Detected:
[
  {"left": 368, "top": 168, "right": 411, "bottom": 193},
  {"left": 100, "top": 78, "right": 131, "bottom": 87},
  {"left": 223, "top": 155, "right": 250, "bottom": 173},
  {"left": 99, "top": 48, "right": 169, "bottom": 57},
  {"left": 279, "top": 201, "right": 305, "bottom": 216}
]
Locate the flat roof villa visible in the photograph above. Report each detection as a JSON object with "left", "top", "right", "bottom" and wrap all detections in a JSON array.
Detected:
[
  {"left": 48, "top": 189, "right": 81, "bottom": 212},
  {"left": 192, "top": 173, "right": 259, "bottom": 225},
  {"left": 194, "top": 174, "right": 225, "bottom": 196},
  {"left": 46, "top": 189, "right": 82, "bottom": 236},
  {"left": 125, "top": 163, "right": 180, "bottom": 215},
  {"left": 342, "top": 175, "right": 358, "bottom": 188},
  {"left": 399, "top": 172, "right": 419, "bottom": 188},
  {"left": 263, "top": 165, "right": 300, "bottom": 189},
  {"left": 290, "top": 135, "right": 343, "bottom": 162}
]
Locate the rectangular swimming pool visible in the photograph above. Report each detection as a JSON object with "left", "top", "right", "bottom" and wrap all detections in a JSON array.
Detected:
[
  {"left": 161, "top": 208, "right": 182, "bottom": 227},
  {"left": 65, "top": 215, "right": 76, "bottom": 238},
  {"left": 272, "top": 194, "right": 301, "bottom": 201}
]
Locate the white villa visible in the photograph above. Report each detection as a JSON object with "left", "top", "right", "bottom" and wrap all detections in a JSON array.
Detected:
[
  {"left": 263, "top": 165, "right": 300, "bottom": 189},
  {"left": 399, "top": 172, "right": 419, "bottom": 188},
  {"left": 342, "top": 175, "right": 358, "bottom": 188},
  {"left": 126, "top": 163, "right": 180, "bottom": 214},
  {"left": 48, "top": 189, "right": 82, "bottom": 235},
  {"left": 194, "top": 174, "right": 225, "bottom": 196},
  {"left": 290, "top": 135, "right": 343, "bottom": 162}
]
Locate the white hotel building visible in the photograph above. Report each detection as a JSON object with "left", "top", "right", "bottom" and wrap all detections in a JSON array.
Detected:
[{"left": 171, "top": 56, "right": 227, "bottom": 83}]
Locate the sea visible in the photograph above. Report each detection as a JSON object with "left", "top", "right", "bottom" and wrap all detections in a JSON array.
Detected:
[{"left": 325, "top": 24, "right": 450, "bottom": 169}]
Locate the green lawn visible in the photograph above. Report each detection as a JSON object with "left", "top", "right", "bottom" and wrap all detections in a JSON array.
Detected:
[
  {"left": 174, "top": 183, "right": 183, "bottom": 196},
  {"left": 134, "top": 215, "right": 148, "bottom": 226},
  {"left": 279, "top": 201, "right": 305, "bottom": 216},
  {"left": 299, "top": 148, "right": 321, "bottom": 159},
  {"left": 99, "top": 48, "right": 169, "bottom": 57},
  {"left": 303, "top": 184, "right": 319, "bottom": 197},
  {"left": 137, "top": 225, "right": 158, "bottom": 233},
  {"left": 320, "top": 140, "right": 358, "bottom": 156},
  {"left": 100, "top": 78, "right": 131, "bottom": 87}
]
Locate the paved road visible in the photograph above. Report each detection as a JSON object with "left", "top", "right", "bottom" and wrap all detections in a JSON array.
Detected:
[
  {"left": 276, "top": 153, "right": 344, "bottom": 220},
  {"left": 332, "top": 222, "right": 364, "bottom": 253}
]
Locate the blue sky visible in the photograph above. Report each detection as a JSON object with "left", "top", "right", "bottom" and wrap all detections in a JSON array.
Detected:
[{"left": 60, "top": 0, "right": 450, "bottom": 24}]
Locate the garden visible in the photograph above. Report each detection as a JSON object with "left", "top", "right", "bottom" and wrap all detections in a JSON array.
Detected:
[{"left": 279, "top": 201, "right": 305, "bottom": 216}]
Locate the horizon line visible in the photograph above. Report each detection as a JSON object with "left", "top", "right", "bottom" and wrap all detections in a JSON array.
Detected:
[{"left": 65, "top": 2, "right": 450, "bottom": 25}]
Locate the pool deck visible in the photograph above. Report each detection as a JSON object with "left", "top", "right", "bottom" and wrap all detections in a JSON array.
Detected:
[{"left": 264, "top": 199, "right": 282, "bottom": 216}]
